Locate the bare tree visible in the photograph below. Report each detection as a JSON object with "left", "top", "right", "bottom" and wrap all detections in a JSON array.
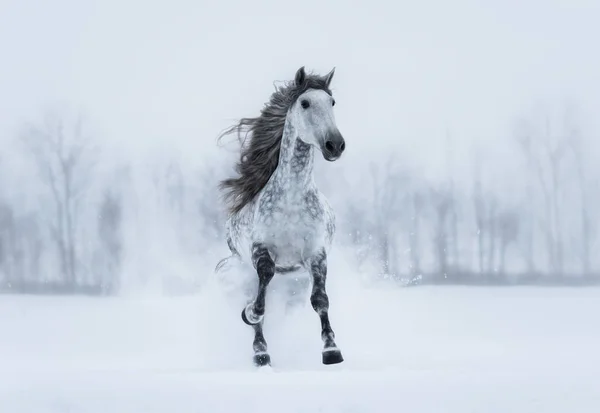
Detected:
[
  {"left": 471, "top": 150, "right": 494, "bottom": 277},
  {"left": 408, "top": 192, "right": 423, "bottom": 277},
  {"left": 565, "top": 112, "right": 595, "bottom": 276},
  {"left": 521, "top": 179, "right": 537, "bottom": 275},
  {"left": 369, "top": 153, "right": 408, "bottom": 276},
  {"left": 445, "top": 131, "right": 461, "bottom": 272},
  {"left": 14, "top": 214, "right": 44, "bottom": 286},
  {"left": 97, "top": 188, "right": 122, "bottom": 294},
  {"left": 21, "top": 108, "right": 97, "bottom": 287},
  {"left": 515, "top": 114, "right": 567, "bottom": 276},
  {"left": 0, "top": 158, "right": 9, "bottom": 284},
  {"left": 486, "top": 196, "right": 498, "bottom": 275},
  {"left": 497, "top": 209, "right": 520, "bottom": 276},
  {"left": 472, "top": 171, "right": 517, "bottom": 279},
  {"left": 473, "top": 179, "right": 486, "bottom": 275},
  {"left": 0, "top": 202, "right": 15, "bottom": 285},
  {"left": 430, "top": 186, "right": 452, "bottom": 281}
]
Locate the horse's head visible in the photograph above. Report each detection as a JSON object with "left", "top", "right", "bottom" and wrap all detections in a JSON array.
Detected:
[{"left": 289, "top": 66, "right": 345, "bottom": 162}]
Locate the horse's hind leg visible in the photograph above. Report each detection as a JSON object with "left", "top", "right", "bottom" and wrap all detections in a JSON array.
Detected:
[
  {"left": 241, "top": 242, "right": 275, "bottom": 366},
  {"left": 307, "top": 249, "right": 344, "bottom": 365}
]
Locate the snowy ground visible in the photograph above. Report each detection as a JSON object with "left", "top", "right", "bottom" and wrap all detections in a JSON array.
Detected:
[{"left": 1, "top": 272, "right": 599, "bottom": 412}]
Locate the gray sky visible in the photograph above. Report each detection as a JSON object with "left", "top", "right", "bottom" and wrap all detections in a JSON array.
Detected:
[{"left": 1, "top": 0, "right": 599, "bottom": 187}]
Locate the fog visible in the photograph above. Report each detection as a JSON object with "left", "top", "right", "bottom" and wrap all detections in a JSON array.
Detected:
[
  {"left": 2, "top": 0, "right": 599, "bottom": 291},
  {"left": 1, "top": 1, "right": 600, "bottom": 411}
]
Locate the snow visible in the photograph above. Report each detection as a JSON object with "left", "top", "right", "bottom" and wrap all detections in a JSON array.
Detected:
[{"left": 1, "top": 275, "right": 600, "bottom": 412}]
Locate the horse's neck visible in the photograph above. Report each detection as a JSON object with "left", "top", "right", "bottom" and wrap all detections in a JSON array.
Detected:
[{"left": 271, "top": 119, "right": 315, "bottom": 192}]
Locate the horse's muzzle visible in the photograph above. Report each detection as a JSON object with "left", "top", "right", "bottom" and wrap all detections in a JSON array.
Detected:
[{"left": 322, "top": 131, "right": 345, "bottom": 161}]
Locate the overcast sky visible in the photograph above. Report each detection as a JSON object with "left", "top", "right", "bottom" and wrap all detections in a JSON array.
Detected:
[{"left": 1, "top": 0, "right": 599, "bottom": 188}]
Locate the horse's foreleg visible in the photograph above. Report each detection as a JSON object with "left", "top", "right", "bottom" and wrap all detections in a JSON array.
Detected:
[
  {"left": 250, "top": 321, "right": 270, "bottom": 366},
  {"left": 308, "top": 249, "right": 344, "bottom": 365},
  {"left": 241, "top": 242, "right": 275, "bottom": 366}
]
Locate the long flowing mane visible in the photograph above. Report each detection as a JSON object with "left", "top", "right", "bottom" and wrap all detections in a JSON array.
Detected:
[{"left": 217, "top": 69, "right": 333, "bottom": 214}]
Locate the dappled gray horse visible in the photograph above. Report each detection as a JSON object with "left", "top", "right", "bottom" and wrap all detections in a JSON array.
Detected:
[{"left": 215, "top": 66, "right": 346, "bottom": 367}]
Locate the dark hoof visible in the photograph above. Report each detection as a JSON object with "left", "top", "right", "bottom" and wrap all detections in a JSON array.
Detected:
[
  {"left": 241, "top": 308, "right": 252, "bottom": 325},
  {"left": 241, "top": 306, "right": 263, "bottom": 325},
  {"left": 322, "top": 348, "right": 344, "bottom": 365},
  {"left": 253, "top": 352, "right": 271, "bottom": 367},
  {"left": 241, "top": 308, "right": 256, "bottom": 325}
]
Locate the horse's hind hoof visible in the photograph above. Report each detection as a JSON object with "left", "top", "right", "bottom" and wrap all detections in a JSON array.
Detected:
[
  {"left": 253, "top": 352, "right": 271, "bottom": 367},
  {"left": 322, "top": 348, "right": 344, "bottom": 365},
  {"left": 241, "top": 308, "right": 252, "bottom": 325},
  {"left": 241, "top": 306, "right": 262, "bottom": 325}
]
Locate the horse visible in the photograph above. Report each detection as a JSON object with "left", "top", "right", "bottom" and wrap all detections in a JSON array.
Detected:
[{"left": 215, "top": 66, "right": 346, "bottom": 367}]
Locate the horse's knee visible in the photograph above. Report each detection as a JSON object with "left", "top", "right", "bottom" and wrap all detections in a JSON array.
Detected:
[
  {"left": 256, "top": 256, "right": 275, "bottom": 281},
  {"left": 252, "top": 244, "right": 275, "bottom": 282}
]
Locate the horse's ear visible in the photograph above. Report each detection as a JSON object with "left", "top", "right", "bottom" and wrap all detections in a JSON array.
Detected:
[
  {"left": 295, "top": 66, "right": 306, "bottom": 86},
  {"left": 324, "top": 67, "right": 336, "bottom": 87}
]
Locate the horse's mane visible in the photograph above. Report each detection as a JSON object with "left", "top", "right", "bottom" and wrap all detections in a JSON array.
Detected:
[{"left": 217, "top": 67, "right": 333, "bottom": 214}]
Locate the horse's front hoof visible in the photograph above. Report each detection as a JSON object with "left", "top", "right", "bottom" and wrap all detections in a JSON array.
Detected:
[
  {"left": 253, "top": 352, "right": 271, "bottom": 367},
  {"left": 322, "top": 347, "right": 344, "bottom": 365}
]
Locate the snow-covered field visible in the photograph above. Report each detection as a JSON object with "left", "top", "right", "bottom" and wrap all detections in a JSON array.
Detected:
[{"left": 1, "top": 274, "right": 599, "bottom": 412}]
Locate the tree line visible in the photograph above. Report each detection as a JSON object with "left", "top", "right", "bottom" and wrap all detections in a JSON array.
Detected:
[
  {"left": 335, "top": 104, "right": 599, "bottom": 286},
  {"left": 1, "top": 103, "right": 598, "bottom": 295}
]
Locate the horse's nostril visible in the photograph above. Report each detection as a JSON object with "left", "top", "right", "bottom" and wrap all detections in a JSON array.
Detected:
[
  {"left": 325, "top": 141, "right": 335, "bottom": 152},
  {"left": 340, "top": 141, "right": 345, "bottom": 152}
]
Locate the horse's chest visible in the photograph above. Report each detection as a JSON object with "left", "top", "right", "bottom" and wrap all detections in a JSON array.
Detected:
[{"left": 254, "top": 191, "right": 326, "bottom": 263}]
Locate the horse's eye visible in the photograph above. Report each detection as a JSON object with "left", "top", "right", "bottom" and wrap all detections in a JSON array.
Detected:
[
  {"left": 301, "top": 100, "right": 310, "bottom": 109},
  {"left": 332, "top": 99, "right": 336, "bottom": 107}
]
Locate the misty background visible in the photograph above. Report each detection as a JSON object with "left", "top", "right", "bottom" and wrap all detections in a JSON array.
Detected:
[{"left": 1, "top": 0, "right": 599, "bottom": 295}]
